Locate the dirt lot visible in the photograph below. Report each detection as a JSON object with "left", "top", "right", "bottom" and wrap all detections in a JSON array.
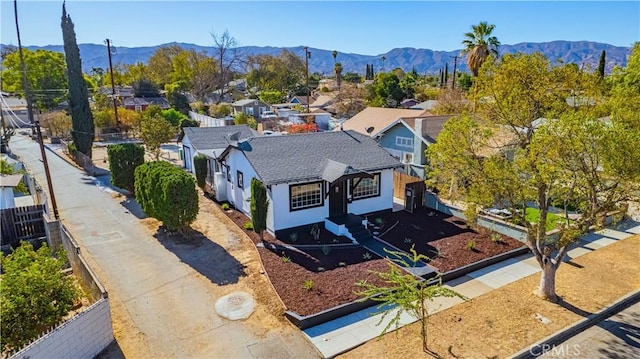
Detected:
[{"left": 340, "top": 234, "right": 640, "bottom": 359}]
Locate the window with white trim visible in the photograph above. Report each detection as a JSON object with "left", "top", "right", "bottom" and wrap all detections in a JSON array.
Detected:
[
  {"left": 396, "top": 136, "right": 413, "bottom": 148},
  {"left": 352, "top": 173, "right": 380, "bottom": 199},
  {"left": 237, "top": 171, "right": 244, "bottom": 188},
  {"left": 245, "top": 107, "right": 254, "bottom": 116},
  {"left": 290, "top": 182, "right": 323, "bottom": 210},
  {"left": 403, "top": 153, "right": 414, "bottom": 164}
]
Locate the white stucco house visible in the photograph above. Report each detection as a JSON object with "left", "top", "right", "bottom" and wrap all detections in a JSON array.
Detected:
[
  {"left": 216, "top": 130, "right": 403, "bottom": 238},
  {"left": 181, "top": 125, "right": 258, "bottom": 188}
]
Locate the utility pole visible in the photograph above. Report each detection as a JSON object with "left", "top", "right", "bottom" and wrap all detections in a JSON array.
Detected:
[
  {"left": 105, "top": 39, "right": 120, "bottom": 132},
  {"left": 452, "top": 55, "right": 458, "bottom": 90},
  {"left": 304, "top": 47, "right": 311, "bottom": 113},
  {"left": 14, "top": 0, "right": 59, "bottom": 219}
]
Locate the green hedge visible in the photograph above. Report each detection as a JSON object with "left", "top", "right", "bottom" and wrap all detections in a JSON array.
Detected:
[
  {"left": 107, "top": 143, "right": 145, "bottom": 192},
  {"left": 193, "top": 154, "right": 208, "bottom": 189},
  {"left": 134, "top": 161, "right": 198, "bottom": 230}
]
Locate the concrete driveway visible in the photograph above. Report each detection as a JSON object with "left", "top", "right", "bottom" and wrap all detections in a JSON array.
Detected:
[{"left": 9, "top": 135, "right": 320, "bottom": 359}]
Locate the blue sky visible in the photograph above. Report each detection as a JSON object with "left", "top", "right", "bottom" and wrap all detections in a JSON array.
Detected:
[{"left": 1, "top": 1, "right": 639, "bottom": 55}]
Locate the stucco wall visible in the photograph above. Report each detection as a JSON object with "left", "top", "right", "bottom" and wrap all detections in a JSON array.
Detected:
[
  {"left": 224, "top": 149, "right": 259, "bottom": 217},
  {"left": 10, "top": 298, "right": 113, "bottom": 359},
  {"left": 347, "top": 169, "right": 395, "bottom": 215},
  {"left": 270, "top": 182, "right": 328, "bottom": 232}
]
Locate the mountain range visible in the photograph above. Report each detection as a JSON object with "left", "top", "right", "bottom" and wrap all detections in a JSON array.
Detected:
[{"left": 4, "top": 40, "right": 632, "bottom": 75}]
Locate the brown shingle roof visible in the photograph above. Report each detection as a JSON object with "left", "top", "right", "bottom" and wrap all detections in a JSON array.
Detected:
[{"left": 341, "top": 107, "right": 430, "bottom": 136}]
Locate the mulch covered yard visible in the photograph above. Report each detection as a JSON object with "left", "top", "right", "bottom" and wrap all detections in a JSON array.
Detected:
[
  {"left": 374, "top": 207, "right": 525, "bottom": 272},
  {"left": 219, "top": 203, "right": 526, "bottom": 317},
  {"left": 222, "top": 208, "right": 390, "bottom": 317}
]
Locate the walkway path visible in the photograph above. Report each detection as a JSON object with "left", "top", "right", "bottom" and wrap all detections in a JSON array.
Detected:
[
  {"left": 9, "top": 135, "right": 320, "bottom": 358},
  {"left": 304, "top": 219, "right": 640, "bottom": 358}
]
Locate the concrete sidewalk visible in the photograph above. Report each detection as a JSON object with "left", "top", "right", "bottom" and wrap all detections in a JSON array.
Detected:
[{"left": 303, "top": 220, "right": 640, "bottom": 358}]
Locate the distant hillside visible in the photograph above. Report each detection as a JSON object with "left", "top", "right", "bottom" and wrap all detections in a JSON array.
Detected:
[{"left": 2, "top": 40, "right": 631, "bottom": 75}]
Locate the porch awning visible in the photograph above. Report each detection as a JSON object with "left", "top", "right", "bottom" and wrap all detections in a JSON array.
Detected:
[{"left": 321, "top": 159, "right": 374, "bottom": 184}]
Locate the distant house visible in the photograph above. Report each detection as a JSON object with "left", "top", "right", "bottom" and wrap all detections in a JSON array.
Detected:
[
  {"left": 410, "top": 100, "right": 439, "bottom": 111},
  {"left": 375, "top": 115, "right": 454, "bottom": 178},
  {"left": 181, "top": 125, "right": 258, "bottom": 186},
  {"left": 0, "top": 174, "right": 23, "bottom": 209},
  {"left": 288, "top": 109, "right": 334, "bottom": 130},
  {"left": 400, "top": 99, "right": 420, "bottom": 108},
  {"left": 217, "top": 130, "right": 402, "bottom": 238},
  {"left": 231, "top": 99, "right": 270, "bottom": 119},
  {"left": 123, "top": 97, "right": 170, "bottom": 112}
]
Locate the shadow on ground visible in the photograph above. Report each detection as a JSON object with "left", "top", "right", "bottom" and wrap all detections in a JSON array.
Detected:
[
  {"left": 119, "top": 197, "right": 146, "bottom": 219},
  {"left": 155, "top": 227, "right": 246, "bottom": 285},
  {"left": 597, "top": 316, "right": 640, "bottom": 358},
  {"left": 95, "top": 340, "right": 125, "bottom": 359},
  {"left": 558, "top": 298, "right": 593, "bottom": 317}
]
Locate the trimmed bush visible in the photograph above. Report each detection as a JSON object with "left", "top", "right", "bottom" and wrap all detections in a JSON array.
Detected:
[
  {"left": 250, "top": 178, "right": 268, "bottom": 241},
  {"left": 107, "top": 143, "right": 145, "bottom": 192},
  {"left": 134, "top": 161, "right": 198, "bottom": 230},
  {"left": 193, "top": 154, "right": 208, "bottom": 189}
]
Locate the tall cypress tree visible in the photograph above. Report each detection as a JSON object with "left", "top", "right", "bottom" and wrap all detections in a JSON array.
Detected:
[
  {"left": 444, "top": 63, "right": 449, "bottom": 88},
  {"left": 61, "top": 2, "right": 94, "bottom": 158},
  {"left": 597, "top": 50, "right": 606, "bottom": 79}
]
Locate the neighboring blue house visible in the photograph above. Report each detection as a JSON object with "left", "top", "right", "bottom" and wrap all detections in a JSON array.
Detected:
[{"left": 374, "top": 115, "right": 453, "bottom": 178}]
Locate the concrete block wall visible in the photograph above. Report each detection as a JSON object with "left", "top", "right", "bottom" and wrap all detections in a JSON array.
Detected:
[{"left": 10, "top": 298, "right": 113, "bottom": 359}]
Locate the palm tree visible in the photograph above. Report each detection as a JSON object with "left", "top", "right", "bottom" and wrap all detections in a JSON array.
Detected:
[
  {"left": 461, "top": 21, "right": 500, "bottom": 76},
  {"left": 332, "top": 50, "right": 337, "bottom": 65},
  {"left": 381, "top": 55, "right": 387, "bottom": 72},
  {"left": 334, "top": 62, "right": 343, "bottom": 91}
]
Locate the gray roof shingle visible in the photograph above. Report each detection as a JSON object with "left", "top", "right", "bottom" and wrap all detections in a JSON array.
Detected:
[
  {"left": 183, "top": 125, "right": 257, "bottom": 152},
  {"left": 231, "top": 130, "right": 402, "bottom": 185}
]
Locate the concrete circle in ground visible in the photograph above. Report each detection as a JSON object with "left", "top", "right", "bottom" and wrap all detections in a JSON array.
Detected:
[{"left": 215, "top": 292, "right": 255, "bottom": 320}]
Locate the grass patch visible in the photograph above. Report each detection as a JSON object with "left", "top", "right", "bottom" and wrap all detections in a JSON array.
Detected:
[{"left": 524, "top": 207, "right": 571, "bottom": 231}]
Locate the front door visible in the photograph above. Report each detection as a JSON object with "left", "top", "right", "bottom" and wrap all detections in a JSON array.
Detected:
[{"left": 329, "top": 181, "right": 347, "bottom": 217}]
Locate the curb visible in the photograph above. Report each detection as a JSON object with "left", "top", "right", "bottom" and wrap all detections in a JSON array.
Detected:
[{"left": 509, "top": 289, "right": 640, "bottom": 358}]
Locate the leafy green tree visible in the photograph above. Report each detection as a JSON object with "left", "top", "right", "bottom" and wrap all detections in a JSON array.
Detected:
[
  {"left": 427, "top": 52, "right": 640, "bottom": 302},
  {"left": 1, "top": 242, "right": 80, "bottom": 352},
  {"left": 233, "top": 112, "right": 257, "bottom": 130},
  {"left": 61, "top": 3, "right": 94, "bottom": 157},
  {"left": 40, "top": 111, "right": 72, "bottom": 139},
  {"left": 365, "top": 72, "right": 404, "bottom": 107},
  {"left": 0, "top": 49, "right": 67, "bottom": 109},
  {"left": 250, "top": 178, "right": 268, "bottom": 241},
  {"left": 456, "top": 72, "right": 473, "bottom": 92},
  {"left": 160, "top": 108, "right": 187, "bottom": 127},
  {"left": 246, "top": 50, "right": 305, "bottom": 94},
  {"left": 134, "top": 161, "right": 198, "bottom": 232},
  {"left": 259, "top": 90, "right": 284, "bottom": 105},
  {"left": 132, "top": 78, "right": 160, "bottom": 97},
  {"left": 165, "top": 85, "right": 191, "bottom": 115},
  {"left": 608, "top": 42, "right": 640, "bottom": 129},
  {"left": 343, "top": 72, "right": 362, "bottom": 84},
  {"left": 193, "top": 154, "right": 208, "bottom": 189},
  {"left": 207, "top": 104, "right": 230, "bottom": 118},
  {"left": 107, "top": 143, "right": 145, "bottom": 192},
  {"left": 356, "top": 248, "right": 464, "bottom": 355},
  {"left": 140, "top": 114, "right": 176, "bottom": 160},
  {"left": 461, "top": 21, "right": 500, "bottom": 76},
  {"left": 598, "top": 50, "right": 606, "bottom": 79}
]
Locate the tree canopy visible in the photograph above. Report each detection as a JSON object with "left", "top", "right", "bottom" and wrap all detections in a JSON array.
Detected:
[
  {"left": 1, "top": 243, "right": 80, "bottom": 352},
  {"left": 427, "top": 51, "right": 640, "bottom": 302},
  {"left": 0, "top": 49, "right": 67, "bottom": 109}
]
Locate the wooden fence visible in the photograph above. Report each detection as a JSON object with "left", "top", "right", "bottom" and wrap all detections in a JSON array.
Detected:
[
  {"left": 393, "top": 172, "right": 423, "bottom": 199},
  {"left": 0, "top": 205, "right": 46, "bottom": 248}
]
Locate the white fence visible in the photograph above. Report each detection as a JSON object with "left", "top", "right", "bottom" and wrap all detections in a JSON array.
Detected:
[
  {"left": 10, "top": 298, "right": 113, "bottom": 359},
  {"left": 9, "top": 219, "right": 113, "bottom": 359},
  {"left": 189, "top": 111, "right": 226, "bottom": 127}
]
